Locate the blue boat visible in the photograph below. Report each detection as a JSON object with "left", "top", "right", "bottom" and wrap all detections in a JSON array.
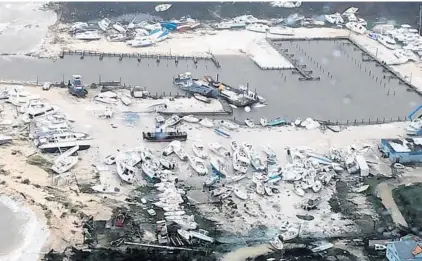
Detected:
[
  {"left": 173, "top": 72, "right": 219, "bottom": 98},
  {"left": 267, "top": 117, "right": 288, "bottom": 126},
  {"left": 160, "top": 22, "right": 178, "bottom": 31},
  {"left": 210, "top": 157, "right": 228, "bottom": 178},
  {"left": 214, "top": 128, "right": 230, "bottom": 138}
]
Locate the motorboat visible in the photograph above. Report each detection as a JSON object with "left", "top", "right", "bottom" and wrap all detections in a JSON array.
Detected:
[
  {"left": 155, "top": 3, "right": 172, "bottom": 12},
  {"left": 177, "top": 229, "right": 192, "bottom": 243},
  {"left": 245, "top": 118, "right": 255, "bottom": 128},
  {"left": 189, "top": 157, "right": 208, "bottom": 175},
  {"left": 268, "top": 26, "right": 294, "bottom": 36},
  {"left": 0, "top": 135, "right": 12, "bottom": 145},
  {"left": 293, "top": 183, "right": 305, "bottom": 197},
  {"left": 142, "top": 129, "right": 187, "bottom": 142},
  {"left": 263, "top": 144, "right": 276, "bottom": 158},
  {"left": 37, "top": 134, "right": 92, "bottom": 153},
  {"left": 141, "top": 159, "right": 159, "bottom": 181},
  {"left": 377, "top": 35, "right": 397, "bottom": 50},
  {"left": 131, "top": 38, "right": 154, "bottom": 47},
  {"left": 98, "top": 18, "right": 111, "bottom": 31},
  {"left": 160, "top": 157, "right": 176, "bottom": 170},
  {"left": 112, "top": 22, "right": 126, "bottom": 33},
  {"left": 260, "top": 118, "right": 268, "bottom": 127},
  {"left": 211, "top": 187, "right": 229, "bottom": 197},
  {"left": 189, "top": 229, "right": 214, "bottom": 243},
  {"left": 233, "top": 187, "right": 248, "bottom": 200},
  {"left": 311, "top": 242, "right": 334, "bottom": 253},
  {"left": 51, "top": 156, "right": 78, "bottom": 174},
  {"left": 270, "top": 1, "right": 301, "bottom": 8},
  {"left": 246, "top": 23, "right": 269, "bottom": 33},
  {"left": 210, "top": 157, "right": 229, "bottom": 177},
  {"left": 231, "top": 140, "right": 239, "bottom": 151},
  {"left": 312, "top": 180, "right": 323, "bottom": 193},
  {"left": 163, "top": 140, "right": 179, "bottom": 156},
  {"left": 270, "top": 236, "right": 284, "bottom": 250},
  {"left": 256, "top": 182, "right": 265, "bottom": 195},
  {"left": 104, "top": 154, "right": 116, "bottom": 165},
  {"left": 193, "top": 93, "right": 211, "bottom": 103},
  {"left": 74, "top": 30, "right": 101, "bottom": 40},
  {"left": 265, "top": 186, "right": 274, "bottom": 196},
  {"left": 218, "top": 120, "right": 239, "bottom": 130},
  {"left": 215, "top": 128, "right": 230, "bottom": 138},
  {"left": 174, "top": 146, "right": 188, "bottom": 161},
  {"left": 219, "top": 190, "right": 232, "bottom": 199},
  {"left": 209, "top": 143, "right": 230, "bottom": 157},
  {"left": 345, "top": 22, "right": 367, "bottom": 34},
  {"left": 183, "top": 115, "right": 199, "bottom": 123},
  {"left": 226, "top": 173, "right": 247, "bottom": 183},
  {"left": 325, "top": 13, "right": 344, "bottom": 25},
  {"left": 204, "top": 175, "right": 219, "bottom": 186},
  {"left": 116, "top": 161, "right": 136, "bottom": 183},
  {"left": 249, "top": 153, "right": 265, "bottom": 171},
  {"left": 233, "top": 150, "right": 248, "bottom": 173},
  {"left": 199, "top": 118, "right": 214, "bottom": 128},
  {"left": 192, "top": 143, "right": 207, "bottom": 159},
  {"left": 281, "top": 229, "right": 299, "bottom": 241},
  {"left": 147, "top": 209, "right": 157, "bottom": 216},
  {"left": 164, "top": 115, "right": 182, "bottom": 127}
]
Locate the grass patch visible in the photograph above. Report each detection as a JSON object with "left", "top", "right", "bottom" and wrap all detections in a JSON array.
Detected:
[
  {"left": 26, "top": 154, "right": 53, "bottom": 173},
  {"left": 393, "top": 183, "right": 422, "bottom": 229}
]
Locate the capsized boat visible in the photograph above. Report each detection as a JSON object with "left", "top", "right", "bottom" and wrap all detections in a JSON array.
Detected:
[
  {"left": 192, "top": 143, "right": 207, "bottom": 159},
  {"left": 209, "top": 143, "right": 230, "bottom": 157},
  {"left": 190, "top": 156, "right": 208, "bottom": 175}
]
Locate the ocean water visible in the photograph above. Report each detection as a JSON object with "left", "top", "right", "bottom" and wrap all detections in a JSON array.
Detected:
[
  {"left": 0, "top": 196, "right": 49, "bottom": 261},
  {"left": 0, "top": 2, "right": 57, "bottom": 54}
]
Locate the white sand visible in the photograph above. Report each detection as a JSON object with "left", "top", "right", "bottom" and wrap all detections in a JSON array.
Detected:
[{"left": 0, "top": 85, "right": 407, "bottom": 247}]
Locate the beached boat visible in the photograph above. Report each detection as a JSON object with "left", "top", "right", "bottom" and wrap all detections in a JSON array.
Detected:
[
  {"left": 231, "top": 140, "right": 239, "bottom": 151},
  {"left": 211, "top": 187, "right": 229, "bottom": 197},
  {"left": 190, "top": 157, "right": 208, "bottom": 175},
  {"left": 192, "top": 143, "right": 207, "bottom": 159},
  {"left": 147, "top": 209, "right": 156, "bottom": 216},
  {"left": 270, "top": 1, "right": 301, "bottom": 8},
  {"left": 193, "top": 93, "right": 211, "bottom": 103},
  {"left": 98, "top": 18, "right": 111, "bottom": 31},
  {"left": 312, "top": 180, "right": 323, "bottom": 193},
  {"left": 262, "top": 144, "right": 276, "bottom": 158},
  {"left": 163, "top": 141, "right": 178, "bottom": 155},
  {"left": 325, "top": 13, "right": 344, "bottom": 25},
  {"left": 219, "top": 120, "right": 239, "bottom": 130},
  {"left": 143, "top": 130, "right": 187, "bottom": 142},
  {"left": 345, "top": 22, "right": 367, "bottom": 34},
  {"left": 246, "top": 23, "right": 269, "bottom": 33},
  {"left": 209, "top": 143, "right": 230, "bottom": 157},
  {"left": 256, "top": 182, "right": 265, "bottom": 195},
  {"left": 250, "top": 154, "right": 265, "bottom": 171},
  {"left": 204, "top": 175, "right": 219, "bottom": 186},
  {"left": 155, "top": 4, "right": 172, "bottom": 12},
  {"left": 164, "top": 115, "right": 182, "bottom": 127},
  {"left": 116, "top": 161, "right": 136, "bottom": 183},
  {"left": 51, "top": 156, "right": 78, "bottom": 174},
  {"left": 234, "top": 188, "right": 248, "bottom": 200},
  {"left": 37, "top": 136, "right": 92, "bottom": 153},
  {"left": 377, "top": 35, "right": 397, "bottom": 50},
  {"left": 293, "top": 183, "right": 305, "bottom": 197},
  {"left": 268, "top": 26, "right": 294, "bottom": 35},
  {"left": 265, "top": 186, "right": 274, "bottom": 196},
  {"left": 199, "top": 118, "right": 214, "bottom": 128},
  {"left": 183, "top": 115, "right": 199, "bottom": 123},
  {"left": 311, "top": 242, "right": 334, "bottom": 253},
  {"left": 159, "top": 157, "right": 175, "bottom": 170},
  {"left": 210, "top": 157, "right": 229, "bottom": 177},
  {"left": 245, "top": 118, "right": 255, "bottom": 128},
  {"left": 74, "top": 30, "right": 101, "bottom": 40},
  {"left": 112, "top": 22, "right": 126, "bottom": 33},
  {"left": 215, "top": 128, "right": 230, "bottom": 138},
  {"left": 131, "top": 38, "right": 154, "bottom": 47},
  {"left": 233, "top": 150, "right": 248, "bottom": 173},
  {"left": 281, "top": 228, "right": 299, "bottom": 241},
  {"left": 267, "top": 117, "right": 288, "bottom": 126},
  {"left": 0, "top": 135, "right": 12, "bottom": 145},
  {"left": 141, "top": 159, "right": 159, "bottom": 180},
  {"left": 260, "top": 118, "right": 268, "bottom": 127},
  {"left": 174, "top": 146, "right": 188, "bottom": 161},
  {"left": 219, "top": 190, "right": 232, "bottom": 199},
  {"left": 177, "top": 229, "right": 192, "bottom": 243},
  {"left": 270, "top": 236, "right": 284, "bottom": 250}
]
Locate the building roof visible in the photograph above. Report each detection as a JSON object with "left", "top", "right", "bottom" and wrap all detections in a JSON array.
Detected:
[{"left": 390, "top": 240, "right": 422, "bottom": 260}]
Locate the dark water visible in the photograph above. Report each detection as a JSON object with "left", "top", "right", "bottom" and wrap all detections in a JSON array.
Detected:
[{"left": 57, "top": 2, "right": 421, "bottom": 26}]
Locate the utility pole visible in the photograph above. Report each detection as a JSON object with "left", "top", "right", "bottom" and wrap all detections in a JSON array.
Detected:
[{"left": 419, "top": 5, "right": 422, "bottom": 36}]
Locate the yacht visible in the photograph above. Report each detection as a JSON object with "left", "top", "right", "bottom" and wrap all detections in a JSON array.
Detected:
[
  {"left": 345, "top": 22, "right": 367, "bottom": 35},
  {"left": 246, "top": 23, "right": 269, "bottom": 33},
  {"left": 21, "top": 99, "right": 57, "bottom": 122},
  {"left": 324, "top": 13, "right": 344, "bottom": 25},
  {"left": 35, "top": 132, "right": 92, "bottom": 153},
  {"left": 377, "top": 35, "right": 397, "bottom": 50}
]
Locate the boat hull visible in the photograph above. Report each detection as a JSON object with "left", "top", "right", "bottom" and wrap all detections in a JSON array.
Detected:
[
  {"left": 39, "top": 143, "right": 90, "bottom": 153},
  {"left": 143, "top": 132, "right": 187, "bottom": 142}
]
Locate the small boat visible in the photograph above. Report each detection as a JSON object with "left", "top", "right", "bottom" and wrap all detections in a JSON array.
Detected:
[
  {"left": 147, "top": 209, "right": 157, "bottom": 216},
  {"left": 345, "top": 22, "right": 366, "bottom": 34},
  {"left": 260, "top": 118, "right": 268, "bottom": 126},
  {"left": 116, "top": 161, "right": 136, "bottom": 184},
  {"left": 193, "top": 93, "right": 211, "bottom": 103},
  {"left": 204, "top": 175, "right": 219, "bottom": 186},
  {"left": 270, "top": 236, "right": 284, "bottom": 250},
  {"left": 183, "top": 115, "right": 199, "bottom": 123},
  {"left": 131, "top": 38, "right": 154, "bottom": 47},
  {"left": 268, "top": 26, "right": 294, "bottom": 35},
  {"left": 38, "top": 138, "right": 91, "bottom": 153},
  {"left": 74, "top": 30, "right": 101, "bottom": 40},
  {"left": 250, "top": 154, "right": 265, "bottom": 171},
  {"left": 219, "top": 190, "right": 232, "bottom": 199},
  {"left": 199, "top": 118, "right": 214, "bottom": 128},
  {"left": 246, "top": 23, "right": 269, "bottom": 33},
  {"left": 233, "top": 150, "right": 248, "bottom": 173},
  {"left": 209, "top": 143, "right": 230, "bottom": 157},
  {"left": 231, "top": 140, "right": 239, "bottom": 151},
  {"left": 265, "top": 186, "right": 274, "bottom": 196},
  {"left": 234, "top": 188, "right": 248, "bottom": 200},
  {"left": 189, "top": 229, "right": 214, "bottom": 243},
  {"left": 164, "top": 115, "right": 182, "bottom": 127},
  {"left": 267, "top": 117, "right": 287, "bottom": 126},
  {"left": 192, "top": 143, "right": 207, "bottom": 159},
  {"left": 163, "top": 141, "right": 179, "bottom": 155},
  {"left": 219, "top": 120, "right": 239, "bottom": 130},
  {"left": 293, "top": 183, "right": 305, "bottom": 197},
  {"left": 155, "top": 3, "right": 172, "bottom": 12},
  {"left": 245, "top": 118, "right": 255, "bottom": 128},
  {"left": 215, "top": 128, "right": 230, "bottom": 138},
  {"left": 143, "top": 130, "right": 187, "bottom": 142},
  {"left": 210, "top": 157, "right": 229, "bottom": 177},
  {"left": 91, "top": 184, "right": 120, "bottom": 194},
  {"left": 98, "top": 18, "right": 111, "bottom": 31},
  {"left": 256, "top": 182, "right": 265, "bottom": 195},
  {"left": 226, "top": 173, "right": 247, "bottom": 183},
  {"left": 311, "top": 242, "right": 334, "bottom": 253},
  {"left": 0, "top": 135, "right": 12, "bottom": 145},
  {"left": 113, "top": 22, "right": 126, "bottom": 33},
  {"left": 312, "top": 180, "right": 323, "bottom": 193},
  {"left": 190, "top": 157, "right": 208, "bottom": 175},
  {"left": 353, "top": 184, "right": 370, "bottom": 193},
  {"left": 141, "top": 160, "right": 159, "bottom": 180},
  {"left": 51, "top": 156, "right": 78, "bottom": 174},
  {"left": 160, "top": 158, "right": 176, "bottom": 170},
  {"left": 281, "top": 229, "right": 299, "bottom": 241},
  {"left": 104, "top": 154, "right": 116, "bottom": 165},
  {"left": 263, "top": 144, "right": 276, "bottom": 158},
  {"left": 174, "top": 146, "right": 188, "bottom": 161},
  {"left": 211, "top": 187, "right": 228, "bottom": 197},
  {"left": 377, "top": 35, "right": 397, "bottom": 50}
]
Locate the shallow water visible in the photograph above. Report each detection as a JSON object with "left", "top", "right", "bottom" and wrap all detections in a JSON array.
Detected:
[{"left": 0, "top": 201, "right": 28, "bottom": 257}]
